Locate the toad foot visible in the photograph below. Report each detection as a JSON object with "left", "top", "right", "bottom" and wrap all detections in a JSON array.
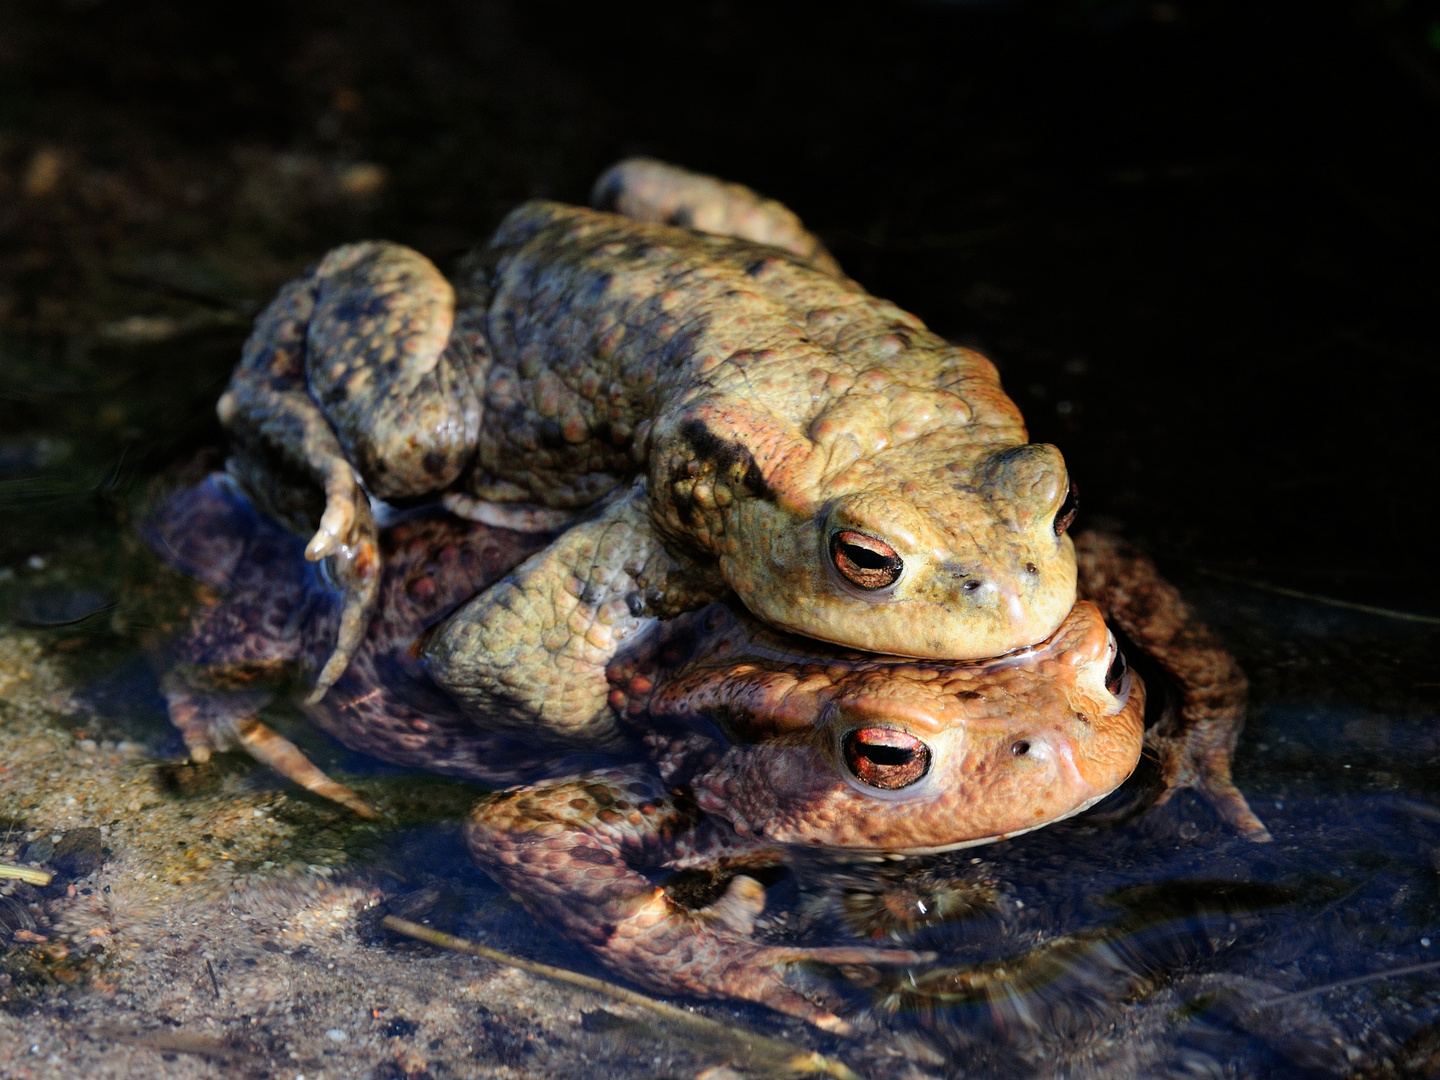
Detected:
[
  {"left": 465, "top": 766, "right": 928, "bottom": 1031},
  {"left": 1076, "top": 530, "right": 1271, "bottom": 841}
]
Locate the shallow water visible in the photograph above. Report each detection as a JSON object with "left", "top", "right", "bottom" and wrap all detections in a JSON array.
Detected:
[{"left": 1, "top": 2, "right": 1438, "bottom": 1077}]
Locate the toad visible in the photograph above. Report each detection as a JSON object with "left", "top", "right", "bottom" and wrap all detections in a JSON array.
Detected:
[
  {"left": 148, "top": 474, "right": 1264, "bottom": 1031},
  {"left": 216, "top": 159, "right": 1080, "bottom": 750}
]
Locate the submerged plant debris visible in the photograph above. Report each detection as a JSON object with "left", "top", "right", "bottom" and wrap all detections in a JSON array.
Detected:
[{"left": 1, "top": 1, "right": 1438, "bottom": 1077}]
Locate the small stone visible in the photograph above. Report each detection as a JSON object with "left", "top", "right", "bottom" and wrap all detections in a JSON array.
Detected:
[
  {"left": 22, "top": 838, "right": 53, "bottom": 864},
  {"left": 325, "top": 1028, "right": 348, "bottom": 1043},
  {"left": 51, "top": 828, "right": 104, "bottom": 877}
]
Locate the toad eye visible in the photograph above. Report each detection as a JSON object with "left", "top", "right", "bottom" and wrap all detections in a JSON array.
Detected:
[
  {"left": 843, "top": 727, "right": 931, "bottom": 789},
  {"left": 830, "top": 531, "right": 903, "bottom": 590},
  {"left": 1053, "top": 479, "right": 1079, "bottom": 536},
  {"left": 1105, "top": 642, "right": 1129, "bottom": 697}
]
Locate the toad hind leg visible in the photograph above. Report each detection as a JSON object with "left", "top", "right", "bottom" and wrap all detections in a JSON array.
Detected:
[
  {"left": 465, "top": 766, "right": 928, "bottom": 1033},
  {"left": 1075, "top": 530, "right": 1271, "bottom": 841},
  {"left": 163, "top": 680, "right": 377, "bottom": 818},
  {"left": 233, "top": 718, "right": 379, "bottom": 819},
  {"left": 218, "top": 242, "right": 478, "bottom": 700},
  {"left": 592, "top": 158, "right": 845, "bottom": 277}
]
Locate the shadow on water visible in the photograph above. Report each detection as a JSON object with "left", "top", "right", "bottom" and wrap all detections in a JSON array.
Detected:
[{"left": 0, "top": 0, "right": 1438, "bottom": 1076}]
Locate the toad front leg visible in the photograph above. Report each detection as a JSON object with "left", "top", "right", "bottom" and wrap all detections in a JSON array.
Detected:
[
  {"left": 465, "top": 765, "right": 927, "bottom": 1032},
  {"left": 423, "top": 482, "right": 727, "bottom": 749},
  {"left": 1075, "top": 530, "right": 1270, "bottom": 841}
]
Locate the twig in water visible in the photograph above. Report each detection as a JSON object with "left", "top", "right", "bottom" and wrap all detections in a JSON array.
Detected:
[
  {"left": 380, "top": 916, "right": 866, "bottom": 1080},
  {"left": 1196, "top": 568, "right": 1440, "bottom": 626},
  {"left": 1255, "top": 958, "right": 1440, "bottom": 1008},
  {"left": 88, "top": 1024, "right": 249, "bottom": 1062},
  {"left": 0, "top": 863, "right": 53, "bottom": 886}
]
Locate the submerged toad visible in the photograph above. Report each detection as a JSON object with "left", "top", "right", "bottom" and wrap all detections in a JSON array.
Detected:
[
  {"left": 148, "top": 475, "right": 1262, "bottom": 1030},
  {"left": 218, "top": 159, "right": 1079, "bottom": 748}
]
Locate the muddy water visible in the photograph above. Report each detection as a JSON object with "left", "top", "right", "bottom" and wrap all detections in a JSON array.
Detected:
[{"left": 1, "top": 2, "right": 1438, "bottom": 1077}]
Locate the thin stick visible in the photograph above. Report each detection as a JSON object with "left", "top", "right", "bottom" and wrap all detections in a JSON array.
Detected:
[
  {"left": 380, "top": 916, "right": 865, "bottom": 1080},
  {"left": 1255, "top": 958, "right": 1440, "bottom": 1008},
  {"left": 0, "top": 863, "right": 53, "bottom": 886},
  {"left": 88, "top": 1024, "right": 248, "bottom": 1062},
  {"left": 1196, "top": 568, "right": 1440, "bottom": 626}
]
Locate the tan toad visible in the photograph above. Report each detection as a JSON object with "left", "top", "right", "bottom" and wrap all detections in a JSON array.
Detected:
[{"left": 217, "top": 159, "right": 1079, "bottom": 747}]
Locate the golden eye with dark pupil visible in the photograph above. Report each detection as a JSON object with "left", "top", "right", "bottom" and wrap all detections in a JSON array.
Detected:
[
  {"left": 831, "top": 530, "right": 903, "bottom": 589},
  {"left": 843, "top": 727, "right": 931, "bottom": 789}
]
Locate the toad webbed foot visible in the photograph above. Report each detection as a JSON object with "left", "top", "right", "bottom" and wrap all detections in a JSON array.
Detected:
[
  {"left": 1075, "top": 530, "right": 1270, "bottom": 841},
  {"left": 465, "top": 765, "right": 930, "bottom": 1032},
  {"left": 149, "top": 477, "right": 380, "bottom": 817}
]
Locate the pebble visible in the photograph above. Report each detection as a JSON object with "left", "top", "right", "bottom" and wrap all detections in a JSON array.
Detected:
[{"left": 325, "top": 1029, "right": 348, "bottom": 1043}]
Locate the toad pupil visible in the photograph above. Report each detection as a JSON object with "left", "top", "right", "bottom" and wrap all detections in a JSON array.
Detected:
[
  {"left": 831, "top": 530, "right": 903, "bottom": 589},
  {"left": 843, "top": 727, "right": 932, "bottom": 789},
  {"left": 1105, "top": 644, "right": 1129, "bottom": 697}
]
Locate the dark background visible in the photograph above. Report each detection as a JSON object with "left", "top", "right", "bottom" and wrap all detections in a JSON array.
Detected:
[{"left": 2, "top": 0, "right": 1438, "bottom": 613}]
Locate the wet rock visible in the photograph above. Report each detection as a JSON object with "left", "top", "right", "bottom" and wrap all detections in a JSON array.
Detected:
[
  {"left": 49, "top": 827, "right": 103, "bottom": 878},
  {"left": 20, "top": 837, "right": 53, "bottom": 865},
  {"left": 474, "top": 1005, "right": 540, "bottom": 1068},
  {"left": 383, "top": 1017, "right": 419, "bottom": 1039}
]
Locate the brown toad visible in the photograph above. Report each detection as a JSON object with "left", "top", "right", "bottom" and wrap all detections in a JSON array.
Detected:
[
  {"left": 148, "top": 474, "right": 1264, "bottom": 1031},
  {"left": 217, "top": 159, "right": 1080, "bottom": 747}
]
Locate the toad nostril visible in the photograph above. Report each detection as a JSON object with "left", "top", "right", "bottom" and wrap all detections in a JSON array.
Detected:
[
  {"left": 1011, "top": 740, "right": 1031, "bottom": 756},
  {"left": 963, "top": 580, "right": 982, "bottom": 592},
  {"left": 1026, "top": 562, "right": 1038, "bottom": 574}
]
